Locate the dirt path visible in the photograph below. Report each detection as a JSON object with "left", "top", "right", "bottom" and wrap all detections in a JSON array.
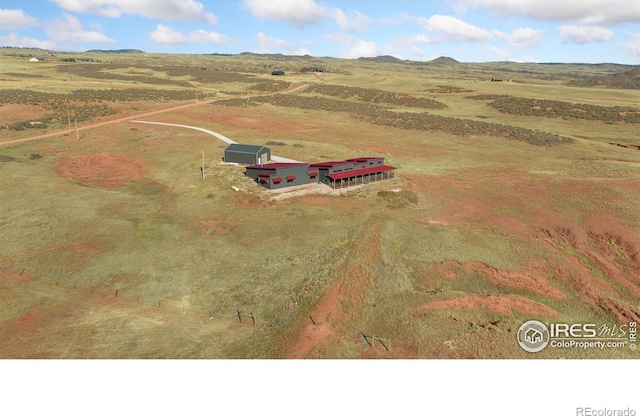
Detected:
[
  {"left": 130, "top": 120, "right": 237, "bottom": 144},
  {"left": 0, "top": 83, "right": 310, "bottom": 148},
  {"left": 129, "top": 120, "right": 302, "bottom": 163}
]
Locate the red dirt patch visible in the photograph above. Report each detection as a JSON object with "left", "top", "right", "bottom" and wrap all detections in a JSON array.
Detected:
[
  {"left": 207, "top": 107, "right": 318, "bottom": 132},
  {"left": 463, "top": 261, "right": 566, "bottom": 300},
  {"left": 0, "top": 104, "right": 53, "bottom": 125},
  {"left": 54, "top": 153, "right": 146, "bottom": 188},
  {"left": 198, "top": 220, "right": 234, "bottom": 235},
  {"left": 418, "top": 260, "right": 565, "bottom": 300},
  {"left": 539, "top": 220, "right": 640, "bottom": 323},
  {"left": 413, "top": 294, "right": 559, "bottom": 317},
  {"left": 286, "top": 219, "right": 383, "bottom": 358},
  {"left": 0, "top": 268, "right": 31, "bottom": 284}
]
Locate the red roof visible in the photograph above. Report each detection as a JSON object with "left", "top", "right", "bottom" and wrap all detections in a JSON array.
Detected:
[
  {"left": 328, "top": 165, "right": 396, "bottom": 180},
  {"left": 246, "top": 162, "right": 308, "bottom": 170},
  {"left": 345, "top": 157, "right": 383, "bottom": 162},
  {"left": 309, "top": 160, "right": 354, "bottom": 168}
]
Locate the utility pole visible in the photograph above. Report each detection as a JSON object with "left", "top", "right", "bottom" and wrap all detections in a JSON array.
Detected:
[{"left": 202, "top": 150, "right": 206, "bottom": 179}]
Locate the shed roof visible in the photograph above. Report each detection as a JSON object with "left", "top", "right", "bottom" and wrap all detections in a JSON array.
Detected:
[
  {"left": 328, "top": 165, "right": 396, "bottom": 180},
  {"left": 225, "top": 144, "right": 267, "bottom": 154}
]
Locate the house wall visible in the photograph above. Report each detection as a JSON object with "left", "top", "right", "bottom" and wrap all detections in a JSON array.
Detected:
[
  {"left": 244, "top": 157, "right": 392, "bottom": 190},
  {"left": 349, "top": 157, "right": 384, "bottom": 167},
  {"left": 312, "top": 162, "right": 360, "bottom": 185},
  {"left": 224, "top": 150, "right": 258, "bottom": 164},
  {"left": 257, "top": 148, "right": 271, "bottom": 164},
  {"left": 246, "top": 164, "right": 316, "bottom": 190}
]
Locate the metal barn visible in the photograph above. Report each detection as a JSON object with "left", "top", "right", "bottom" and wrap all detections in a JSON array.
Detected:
[{"left": 223, "top": 144, "right": 271, "bottom": 165}]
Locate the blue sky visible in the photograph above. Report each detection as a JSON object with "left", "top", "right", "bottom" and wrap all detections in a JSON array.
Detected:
[{"left": 1, "top": 0, "right": 640, "bottom": 63}]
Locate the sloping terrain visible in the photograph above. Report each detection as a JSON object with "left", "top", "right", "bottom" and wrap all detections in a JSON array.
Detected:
[{"left": 0, "top": 49, "right": 638, "bottom": 358}]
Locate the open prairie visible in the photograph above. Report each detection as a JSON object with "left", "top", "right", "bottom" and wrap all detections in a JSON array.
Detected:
[{"left": 0, "top": 49, "right": 639, "bottom": 358}]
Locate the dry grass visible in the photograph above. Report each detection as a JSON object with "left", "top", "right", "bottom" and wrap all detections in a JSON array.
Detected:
[{"left": 0, "top": 48, "right": 638, "bottom": 358}]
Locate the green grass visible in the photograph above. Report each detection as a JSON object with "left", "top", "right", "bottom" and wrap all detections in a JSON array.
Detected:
[{"left": 0, "top": 48, "right": 638, "bottom": 358}]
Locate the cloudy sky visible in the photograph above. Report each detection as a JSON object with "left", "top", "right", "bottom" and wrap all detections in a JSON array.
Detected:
[{"left": 2, "top": 0, "right": 640, "bottom": 63}]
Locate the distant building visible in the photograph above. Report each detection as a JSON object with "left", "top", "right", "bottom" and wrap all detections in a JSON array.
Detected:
[
  {"left": 223, "top": 144, "right": 271, "bottom": 165},
  {"left": 29, "top": 57, "right": 45, "bottom": 62},
  {"left": 271, "top": 70, "right": 285, "bottom": 76}
]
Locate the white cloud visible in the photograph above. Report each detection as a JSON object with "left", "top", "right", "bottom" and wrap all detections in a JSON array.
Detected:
[
  {"left": 619, "top": 32, "right": 640, "bottom": 58},
  {"left": 149, "top": 24, "right": 237, "bottom": 45},
  {"left": 486, "top": 45, "right": 511, "bottom": 59},
  {"left": 419, "top": 15, "right": 492, "bottom": 42},
  {"left": 331, "top": 9, "right": 371, "bottom": 32},
  {"left": 325, "top": 33, "right": 380, "bottom": 58},
  {"left": 453, "top": 0, "right": 640, "bottom": 25},
  {"left": 49, "top": 0, "right": 218, "bottom": 24},
  {"left": 513, "top": 56, "right": 537, "bottom": 63},
  {"left": 559, "top": 25, "right": 614, "bottom": 45},
  {"left": 243, "top": 0, "right": 370, "bottom": 31},
  {"left": 255, "top": 32, "right": 310, "bottom": 55},
  {"left": 388, "top": 34, "right": 432, "bottom": 59},
  {"left": 483, "top": 45, "right": 539, "bottom": 63},
  {"left": 149, "top": 24, "right": 187, "bottom": 44},
  {"left": 494, "top": 27, "right": 545, "bottom": 48},
  {"left": 45, "top": 13, "right": 115, "bottom": 43},
  {"left": 243, "top": 0, "right": 326, "bottom": 27},
  {"left": 0, "top": 9, "right": 38, "bottom": 30},
  {"left": 0, "top": 32, "right": 55, "bottom": 49},
  {"left": 189, "top": 29, "right": 235, "bottom": 45}
]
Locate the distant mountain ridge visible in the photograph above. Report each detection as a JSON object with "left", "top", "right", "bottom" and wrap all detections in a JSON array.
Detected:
[
  {"left": 429, "top": 56, "right": 460, "bottom": 66},
  {"left": 569, "top": 67, "right": 640, "bottom": 89},
  {"left": 85, "top": 49, "right": 145, "bottom": 54},
  {"left": 357, "top": 55, "right": 462, "bottom": 65},
  {"left": 357, "top": 55, "right": 404, "bottom": 63}
]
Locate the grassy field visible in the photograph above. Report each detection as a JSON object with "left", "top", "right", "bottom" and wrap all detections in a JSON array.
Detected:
[{"left": 0, "top": 49, "right": 639, "bottom": 358}]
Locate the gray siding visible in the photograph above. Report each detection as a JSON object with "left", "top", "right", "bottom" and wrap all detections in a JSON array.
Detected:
[
  {"left": 223, "top": 144, "right": 270, "bottom": 165},
  {"left": 246, "top": 164, "right": 316, "bottom": 190}
]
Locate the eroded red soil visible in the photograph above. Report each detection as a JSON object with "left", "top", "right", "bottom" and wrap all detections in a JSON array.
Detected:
[
  {"left": 286, "top": 219, "right": 383, "bottom": 358},
  {"left": 410, "top": 172, "right": 640, "bottom": 325},
  {"left": 412, "top": 294, "right": 559, "bottom": 317},
  {"left": 54, "top": 153, "right": 146, "bottom": 188}
]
